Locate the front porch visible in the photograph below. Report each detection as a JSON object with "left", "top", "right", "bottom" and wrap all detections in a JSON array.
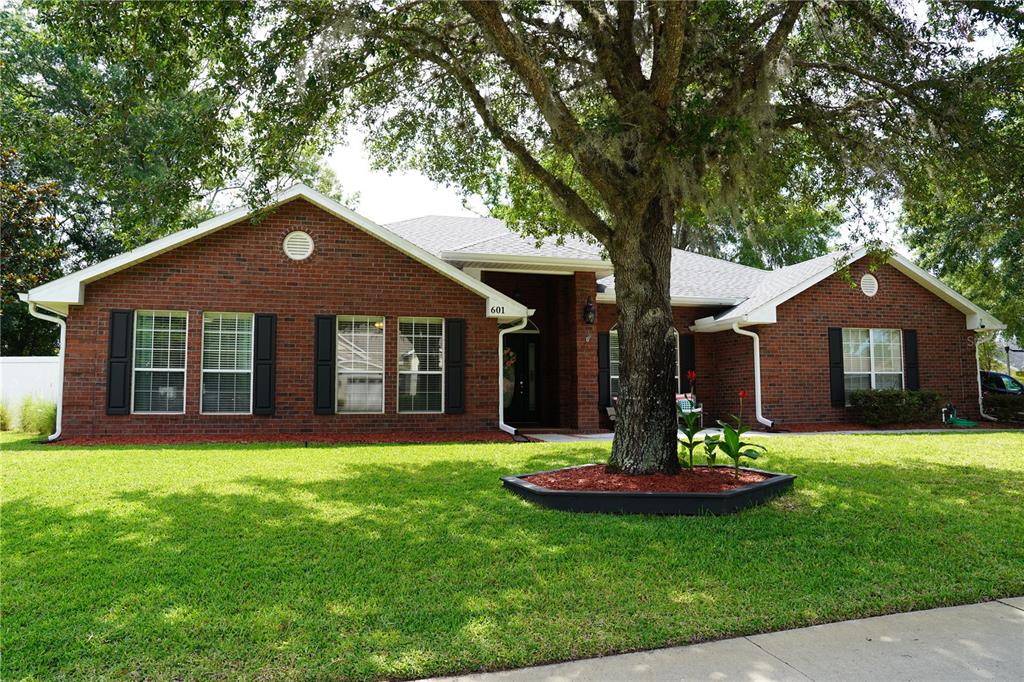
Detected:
[{"left": 483, "top": 271, "right": 602, "bottom": 431}]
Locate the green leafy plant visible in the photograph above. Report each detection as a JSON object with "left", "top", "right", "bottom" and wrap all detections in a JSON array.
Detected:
[
  {"left": 0, "top": 400, "right": 10, "bottom": 431},
  {"left": 716, "top": 391, "right": 767, "bottom": 477},
  {"left": 677, "top": 410, "right": 703, "bottom": 469},
  {"left": 18, "top": 396, "right": 55, "bottom": 435},
  {"left": 703, "top": 434, "right": 719, "bottom": 466},
  {"left": 849, "top": 389, "right": 944, "bottom": 426}
]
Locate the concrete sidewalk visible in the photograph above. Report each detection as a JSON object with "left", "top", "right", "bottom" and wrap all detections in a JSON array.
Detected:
[{"left": 426, "top": 598, "right": 1024, "bottom": 681}]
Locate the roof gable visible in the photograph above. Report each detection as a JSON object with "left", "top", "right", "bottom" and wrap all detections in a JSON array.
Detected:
[
  {"left": 23, "top": 185, "right": 529, "bottom": 320},
  {"left": 693, "top": 247, "right": 1003, "bottom": 332}
]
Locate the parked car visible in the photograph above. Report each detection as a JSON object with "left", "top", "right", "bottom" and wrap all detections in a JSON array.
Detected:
[{"left": 980, "top": 370, "right": 1024, "bottom": 395}]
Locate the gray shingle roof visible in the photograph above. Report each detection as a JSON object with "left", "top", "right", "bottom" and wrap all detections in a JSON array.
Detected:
[
  {"left": 385, "top": 215, "right": 857, "bottom": 312},
  {"left": 600, "top": 249, "right": 766, "bottom": 301},
  {"left": 385, "top": 215, "right": 509, "bottom": 256},
  {"left": 714, "top": 251, "right": 842, "bottom": 320},
  {"left": 447, "top": 232, "right": 606, "bottom": 260},
  {"left": 387, "top": 215, "right": 606, "bottom": 260}
]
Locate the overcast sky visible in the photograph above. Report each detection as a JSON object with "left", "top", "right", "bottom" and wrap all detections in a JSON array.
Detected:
[{"left": 327, "top": 128, "right": 484, "bottom": 225}]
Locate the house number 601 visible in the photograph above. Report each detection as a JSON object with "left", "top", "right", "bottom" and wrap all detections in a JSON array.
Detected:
[{"left": 490, "top": 305, "right": 505, "bottom": 314}]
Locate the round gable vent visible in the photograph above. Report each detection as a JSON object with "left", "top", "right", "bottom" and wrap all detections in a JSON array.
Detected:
[
  {"left": 283, "top": 231, "right": 314, "bottom": 260},
  {"left": 860, "top": 273, "right": 879, "bottom": 297}
]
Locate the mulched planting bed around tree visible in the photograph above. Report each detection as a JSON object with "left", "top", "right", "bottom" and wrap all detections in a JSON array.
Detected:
[{"left": 524, "top": 464, "right": 771, "bottom": 493}]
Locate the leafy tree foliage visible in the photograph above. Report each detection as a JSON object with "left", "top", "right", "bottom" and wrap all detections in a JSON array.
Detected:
[
  {"left": 1, "top": 3, "right": 350, "bottom": 354},
  {"left": 12, "top": 1, "right": 1022, "bottom": 472},
  {"left": 901, "top": 46, "right": 1024, "bottom": 342},
  {"left": 0, "top": 148, "right": 64, "bottom": 354}
]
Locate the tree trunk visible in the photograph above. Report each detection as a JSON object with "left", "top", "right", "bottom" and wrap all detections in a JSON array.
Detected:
[{"left": 607, "top": 198, "right": 679, "bottom": 475}]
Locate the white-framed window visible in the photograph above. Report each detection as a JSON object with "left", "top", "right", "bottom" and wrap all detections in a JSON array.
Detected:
[
  {"left": 609, "top": 327, "right": 620, "bottom": 398},
  {"left": 842, "top": 327, "right": 904, "bottom": 405},
  {"left": 201, "top": 312, "right": 254, "bottom": 414},
  {"left": 336, "top": 316, "right": 385, "bottom": 413},
  {"left": 398, "top": 317, "right": 444, "bottom": 413},
  {"left": 132, "top": 310, "right": 188, "bottom": 414},
  {"left": 608, "top": 325, "right": 680, "bottom": 397}
]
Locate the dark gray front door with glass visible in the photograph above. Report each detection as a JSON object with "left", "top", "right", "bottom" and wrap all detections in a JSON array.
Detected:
[{"left": 503, "top": 333, "right": 541, "bottom": 424}]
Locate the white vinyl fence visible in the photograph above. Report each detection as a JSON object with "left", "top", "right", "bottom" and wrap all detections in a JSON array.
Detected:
[{"left": 0, "top": 356, "right": 60, "bottom": 426}]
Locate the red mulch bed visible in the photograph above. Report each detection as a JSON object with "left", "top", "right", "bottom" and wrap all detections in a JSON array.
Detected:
[
  {"left": 51, "top": 431, "right": 514, "bottom": 446},
  {"left": 524, "top": 464, "right": 771, "bottom": 493}
]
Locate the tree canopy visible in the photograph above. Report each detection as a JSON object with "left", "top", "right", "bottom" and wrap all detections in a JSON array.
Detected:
[
  {"left": 5, "top": 0, "right": 1021, "bottom": 471},
  {"left": 0, "top": 3, "right": 350, "bottom": 354}
]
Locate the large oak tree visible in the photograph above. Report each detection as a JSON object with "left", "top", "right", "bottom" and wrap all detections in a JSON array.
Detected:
[{"left": 27, "top": 0, "right": 1023, "bottom": 473}]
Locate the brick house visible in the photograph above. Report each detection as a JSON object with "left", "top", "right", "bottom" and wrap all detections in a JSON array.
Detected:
[{"left": 21, "top": 184, "right": 1004, "bottom": 441}]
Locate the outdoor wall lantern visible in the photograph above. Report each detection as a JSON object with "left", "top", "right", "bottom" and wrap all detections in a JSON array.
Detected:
[{"left": 582, "top": 298, "right": 596, "bottom": 325}]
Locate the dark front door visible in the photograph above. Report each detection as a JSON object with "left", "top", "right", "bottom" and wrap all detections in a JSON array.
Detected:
[{"left": 503, "top": 333, "right": 541, "bottom": 424}]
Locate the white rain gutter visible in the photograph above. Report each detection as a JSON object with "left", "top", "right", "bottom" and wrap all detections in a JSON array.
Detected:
[
  {"left": 975, "top": 333, "right": 998, "bottom": 421},
  {"left": 26, "top": 302, "right": 66, "bottom": 441},
  {"left": 498, "top": 315, "right": 530, "bottom": 435},
  {"left": 731, "top": 323, "right": 775, "bottom": 429}
]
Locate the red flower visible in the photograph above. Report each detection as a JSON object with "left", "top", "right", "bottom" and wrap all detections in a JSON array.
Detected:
[
  {"left": 739, "top": 389, "right": 748, "bottom": 400},
  {"left": 687, "top": 370, "right": 697, "bottom": 382}
]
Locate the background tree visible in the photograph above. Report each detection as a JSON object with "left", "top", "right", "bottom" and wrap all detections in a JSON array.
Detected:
[
  {"left": 0, "top": 148, "right": 65, "bottom": 354},
  {"left": 1, "top": 3, "right": 350, "bottom": 354},
  {"left": 15, "top": 1, "right": 1023, "bottom": 473},
  {"left": 900, "top": 45, "right": 1023, "bottom": 343}
]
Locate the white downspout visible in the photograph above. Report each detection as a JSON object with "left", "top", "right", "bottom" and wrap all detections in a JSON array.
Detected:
[
  {"left": 731, "top": 322, "right": 775, "bottom": 429},
  {"left": 975, "top": 333, "right": 998, "bottom": 421},
  {"left": 26, "top": 302, "right": 66, "bottom": 441},
  {"left": 498, "top": 316, "right": 530, "bottom": 435}
]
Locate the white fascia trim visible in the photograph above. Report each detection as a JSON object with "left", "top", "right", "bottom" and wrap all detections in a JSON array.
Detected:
[
  {"left": 690, "top": 312, "right": 776, "bottom": 333},
  {"left": 441, "top": 250, "right": 614, "bottom": 273},
  {"left": 887, "top": 254, "right": 1005, "bottom": 331},
  {"left": 24, "top": 184, "right": 529, "bottom": 321},
  {"left": 595, "top": 291, "right": 746, "bottom": 307}
]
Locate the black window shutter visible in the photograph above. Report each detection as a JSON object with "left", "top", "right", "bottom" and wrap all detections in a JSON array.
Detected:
[
  {"left": 444, "top": 318, "right": 465, "bottom": 414},
  {"left": 680, "top": 334, "right": 696, "bottom": 393},
  {"left": 253, "top": 314, "right": 277, "bottom": 415},
  {"left": 107, "top": 310, "right": 134, "bottom": 415},
  {"left": 828, "top": 327, "right": 845, "bottom": 407},
  {"left": 313, "top": 315, "right": 336, "bottom": 414},
  {"left": 597, "top": 332, "right": 611, "bottom": 407},
  {"left": 903, "top": 329, "right": 920, "bottom": 390}
]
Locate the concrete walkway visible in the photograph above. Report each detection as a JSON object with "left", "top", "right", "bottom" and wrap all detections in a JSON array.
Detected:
[{"left": 426, "top": 598, "right": 1024, "bottom": 681}]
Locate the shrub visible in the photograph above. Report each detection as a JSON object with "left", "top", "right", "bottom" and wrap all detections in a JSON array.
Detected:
[
  {"left": 984, "top": 394, "right": 1024, "bottom": 423},
  {"left": 18, "top": 396, "right": 57, "bottom": 435},
  {"left": 0, "top": 401, "right": 10, "bottom": 431},
  {"left": 849, "top": 389, "right": 944, "bottom": 426}
]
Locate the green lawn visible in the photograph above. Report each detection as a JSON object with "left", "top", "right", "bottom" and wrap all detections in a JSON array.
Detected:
[{"left": 2, "top": 431, "right": 1023, "bottom": 680}]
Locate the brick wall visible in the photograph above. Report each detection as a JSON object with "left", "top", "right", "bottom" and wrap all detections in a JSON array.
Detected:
[
  {"left": 753, "top": 257, "right": 979, "bottom": 424},
  {"left": 596, "top": 258, "right": 980, "bottom": 427},
  {"left": 595, "top": 302, "right": 721, "bottom": 428},
  {"left": 483, "top": 271, "right": 601, "bottom": 430},
  {"left": 62, "top": 198, "right": 500, "bottom": 439},
  {"left": 61, "top": 206, "right": 981, "bottom": 441}
]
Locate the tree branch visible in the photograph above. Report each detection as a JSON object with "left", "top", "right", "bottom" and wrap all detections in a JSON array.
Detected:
[
  {"left": 460, "top": 0, "right": 623, "bottom": 206},
  {"left": 792, "top": 60, "right": 946, "bottom": 118},
  {"left": 409, "top": 47, "right": 613, "bottom": 243},
  {"left": 715, "top": 1, "right": 805, "bottom": 116},
  {"left": 566, "top": 0, "right": 633, "bottom": 105},
  {"left": 649, "top": 1, "right": 687, "bottom": 112}
]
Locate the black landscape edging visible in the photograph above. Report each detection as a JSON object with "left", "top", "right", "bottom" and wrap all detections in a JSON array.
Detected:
[{"left": 501, "top": 464, "right": 795, "bottom": 515}]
